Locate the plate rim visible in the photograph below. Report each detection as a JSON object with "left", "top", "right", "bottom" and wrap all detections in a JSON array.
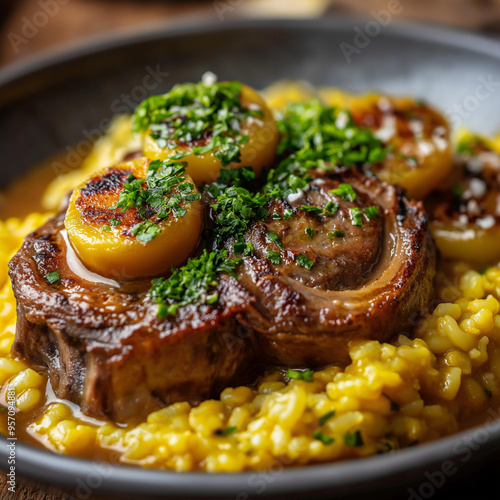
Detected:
[{"left": 1, "top": 16, "right": 500, "bottom": 90}]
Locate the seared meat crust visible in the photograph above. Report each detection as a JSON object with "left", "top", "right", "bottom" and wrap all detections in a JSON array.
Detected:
[
  {"left": 9, "top": 168, "right": 435, "bottom": 420},
  {"left": 10, "top": 214, "right": 256, "bottom": 422}
]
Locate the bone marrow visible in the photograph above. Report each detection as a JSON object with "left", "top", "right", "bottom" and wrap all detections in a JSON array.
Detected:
[{"left": 232, "top": 168, "right": 436, "bottom": 366}]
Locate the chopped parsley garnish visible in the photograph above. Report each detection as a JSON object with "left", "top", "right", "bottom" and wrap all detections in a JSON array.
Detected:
[
  {"left": 110, "top": 218, "right": 121, "bottom": 226},
  {"left": 131, "top": 221, "right": 161, "bottom": 243},
  {"left": 328, "top": 230, "right": 345, "bottom": 238},
  {"left": 452, "top": 183, "right": 465, "bottom": 197},
  {"left": 149, "top": 250, "right": 241, "bottom": 317},
  {"left": 210, "top": 187, "right": 269, "bottom": 247},
  {"left": 485, "top": 388, "right": 493, "bottom": 398},
  {"left": 264, "top": 100, "right": 386, "bottom": 200},
  {"left": 142, "top": 97, "right": 389, "bottom": 316},
  {"left": 276, "top": 100, "right": 386, "bottom": 167},
  {"left": 207, "top": 168, "right": 269, "bottom": 251},
  {"left": 301, "top": 205, "right": 323, "bottom": 215},
  {"left": 479, "top": 267, "right": 490, "bottom": 275},
  {"left": 266, "top": 231, "right": 283, "bottom": 249},
  {"left": 112, "top": 174, "right": 145, "bottom": 211},
  {"left": 102, "top": 224, "right": 111, "bottom": 232},
  {"left": 295, "top": 253, "right": 314, "bottom": 269},
  {"left": 233, "top": 240, "right": 246, "bottom": 255},
  {"left": 349, "top": 207, "right": 363, "bottom": 227},
  {"left": 112, "top": 159, "right": 200, "bottom": 242},
  {"left": 233, "top": 239, "right": 254, "bottom": 256},
  {"left": 324, "top": 201, "right": 339, "bottom": 216},
  {"left": 133, "top": 80, "right": 262, "bottom": 167},
  {"left": 45, "top": 270, "right": 61, "bottom": 284},
  {"left": 330, "top": 183, "right": 357, "bottom": 202},
  {"left": 264, "top": 166, "right": 310, "bottom": 201},
  {"left": 456, "top": 142, "right": 474, "bottom": 155},
  {"left": 319, "top": 410, "right": 336, "bottom": 426},
  {"left": 286, "top": 369, "right": 315, "bottom": 382},
  {"left": 150, "top": 165, "right": 266, "bottom": 316},
  {"left": 363, "top": 206, "right": 380, "bottom": 220},
  {"left": 244, "top": 241, "right": 254, "bottom": 256},
  {"left": 344, "top": 430, "right": 364, "bottom": 447},
  {"left": 215, "top": 426, "right": 237, "bottom": 437},
  {"left": 266, "top": 250, "right": 281, "bottom": 265},
  {"left": 205, "top": 166, "right": 257, "bottom": 198},
  {"left": 313, "top": 430, "right": 335, "bottom": 445},
  {"left": 456, "top": 136, "right": 485, "bottom": 156}
]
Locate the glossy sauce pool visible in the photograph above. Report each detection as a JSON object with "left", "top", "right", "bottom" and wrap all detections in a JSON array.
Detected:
[{"left": 0, "top": 152, "right": 74, "bottom": 220}]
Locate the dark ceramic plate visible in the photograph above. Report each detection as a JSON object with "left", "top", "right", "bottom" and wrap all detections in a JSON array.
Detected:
[{"left": 1, "top": 18, "right": 500, "bottom": 500}]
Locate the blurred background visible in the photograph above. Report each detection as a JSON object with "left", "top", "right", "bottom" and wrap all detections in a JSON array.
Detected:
[
  {"left": 1, "top": 2, "right": 500, "bottom": 500},
  {"left": 1, "top": 0, "right": 500, "bottom": 68}
]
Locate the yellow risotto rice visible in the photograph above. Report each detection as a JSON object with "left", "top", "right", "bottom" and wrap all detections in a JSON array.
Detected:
[
  {"left": 1, "top": 245, "right": 500, "bottom": 470},
  {"left": 1, "top": 86, "right": 500, "bottom": 472}
]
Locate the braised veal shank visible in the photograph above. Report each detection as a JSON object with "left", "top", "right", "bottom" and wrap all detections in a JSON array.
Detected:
[{"left": 9, "top": 168, "right": 435, "bottom": 421}]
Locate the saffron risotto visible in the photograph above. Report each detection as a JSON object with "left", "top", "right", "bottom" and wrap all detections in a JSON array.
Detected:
[{"left": 1, "top": 84, "right": 500, "bottom": 472}]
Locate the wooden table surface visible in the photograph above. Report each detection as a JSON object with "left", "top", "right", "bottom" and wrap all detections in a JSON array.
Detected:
[{"left": 1, "top": 0, "right": 500, "bottom": 498}]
